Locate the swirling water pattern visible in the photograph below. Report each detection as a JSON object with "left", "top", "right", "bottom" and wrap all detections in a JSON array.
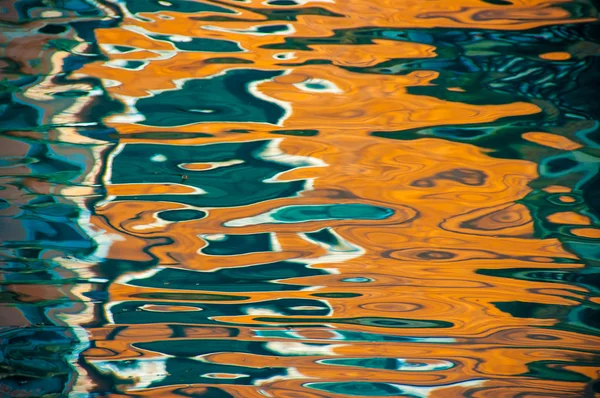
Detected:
[{"left": 0, "top": 0, "right": 599, "bottom": 397}]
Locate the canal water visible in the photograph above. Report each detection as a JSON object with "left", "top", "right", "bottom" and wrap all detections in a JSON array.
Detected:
[{"left": 1, "top": 0, "right": 599, "bottom": 396}]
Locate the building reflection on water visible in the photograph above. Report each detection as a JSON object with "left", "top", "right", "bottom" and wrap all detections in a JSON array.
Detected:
[{"left": 1, "top": 0, "right": 599, "bottom": 397}]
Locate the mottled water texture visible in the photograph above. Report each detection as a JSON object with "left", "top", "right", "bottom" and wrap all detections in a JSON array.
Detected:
[{"left": 1, "top": 0, "right": 600, "bottom": 397}]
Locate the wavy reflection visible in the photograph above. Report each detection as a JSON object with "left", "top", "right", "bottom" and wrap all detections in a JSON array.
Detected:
[{"left": 2, "top": 0, "right": 600, "bottom": 396}]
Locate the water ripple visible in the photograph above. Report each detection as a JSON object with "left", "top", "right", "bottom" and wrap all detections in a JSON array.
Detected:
[{"left": 1, "top": 0, "right": 599, "bottom": 396}]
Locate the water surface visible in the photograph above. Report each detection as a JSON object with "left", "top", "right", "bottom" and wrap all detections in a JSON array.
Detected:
[{"left": 1, "top": 0, "right": 600, "bottom": 396}]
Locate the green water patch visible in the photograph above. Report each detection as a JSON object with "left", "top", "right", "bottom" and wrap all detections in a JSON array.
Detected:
[
  {"left": 226, "top": 204, "right": 394, "bottom": 226},
  {"left": 135, "top": 69, "right": 286, "bottom": 127},
  {"left": 158, "top": 209, "right": 206, "bottom": 222},
  {"left": 273, "top": 204, "right": 393, "bottom": 222},
  {"left": 127, "top": 261, "right": 329, "bottom": 292},
  {"left": 3, "top": 213, "right": 96, "bottom": 254},
  {"left": 38, "top": 24, "right": 68, "bottom": 34},
  {"left": 205, "top": 57, "right": 254, "bottom": 64},
  {"left": 0, "top": 326, "right": 84, "bottom": 396},
  {"left": 131, "top": 292, "right": 248, "bottom": 301},
  {"left": 200, "top": 233, "right": 273, "bottom": 256},
  {"left": 478, "top": 267, "right": 600, "bottom": 294},
  {"left": 318, "top": 358, "right": 455, "bottom": 371},
  {"left": 13, "top": 143, "right": 85, "bottom": 184},
  {"left": 193, "top": 6, "right": 342, "bottom": 23},
  {"left": 481, "top": 0, "right": 513, "bottom": 4},
  {"left": 93, "top": 357, "right": 286, "bottom": 387},
  {"left": 135, "top": 339, "right": 335, "bottom": 357},
  {"left": 304, "top": 228, "right": 341, "bottom": 246},
  {"left": 255, "top": 329, "right": 454, "bottom": 343},
  {"left": 494, "top": 301, "right": 600, "bottom": 335},
  {"left": 109, "top": 140, "right": 307, "bottom": 208},
  {"left": 306, "top": 382, "right": 402, "bottom": 396},
  {"left": 252, "top": 316, "right": 452, "bottom": 328},
  {"left": 144, "top": 32, "right": 242, "bottom": 53},
  {"left": 311, "top": 293, "right": 362, "bottom": 298},
  {"left": 123, "top": 0, "right": 235, "bottom": 15},
  {"left": 113, "top": 131, "right": 214, "bottom": 139},
  {"left": 523, "top": 360, "right": 593, "bottom": 383},
  {"left": 271, "top": 129, "right": 319, "bottom": 136},
  {"left": 305, "top": 380, "right": 483, "bottom": 396},
  {"left": 109, "top": 298, "right": 330, "bottom": 324}
]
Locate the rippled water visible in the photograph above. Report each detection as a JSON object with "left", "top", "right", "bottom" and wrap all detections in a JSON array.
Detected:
[{"left": 1, "top": 0, "right": 600, "bottom": 396}]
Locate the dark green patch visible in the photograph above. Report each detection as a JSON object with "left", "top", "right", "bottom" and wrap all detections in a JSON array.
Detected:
[
  {"left": 205, "top": 57, "right": 253, "bottom": 64},
  {"left": 101, "top": 357, "right": 286, "bottom": 387},
  {"left": 193, "top": 6, "right": 341, "bottom": 22},
  {"left": 110, "top": 298, "right": 330, "bottom": 324},
  {"left": 136, "top": 339, "right": 333, "bottom": 357},
  {"left": 523, "top": 360, "right": 592, "bottom": 382},
  {"left": 132, "top": 293, "right": 248, "bottom": 301},
  {"left": 311, "top": 293, "right": 362, "bottom": 298},
  {"left": 113, "top": 45, "right": 136, "bottom": 53},
  {"left": 482, "top": 0, "right": 512, "bottom": 4},
  {"left": 201, "top": 233, "right": 272, "bottom": 255},
  {"left": 127, "top": 261, "right": 328, "bottom": 292},
  {"left": 123, "top": 0, "right": 235, "bottom": 15},
  {"left": 270, "top": 204, "right": 394, "bottom": 223},
  {"left": 158, "top": 209, "right": 206, "bottom": 222},
  {"left": 110, "top": 140, "right": 306, "bottom": 207},
  {"left": 46, "top": 38, "right": 79, "bottom": 52},
  {"left": 271, "top": 129, "right": 319, "bottom": 136},
  {"left": 306, "top": 382, "right": 407, "bottom": 396},
  {"left": 38, "top": 24, "right": 67, "bottom": 34},
  {"left": 148, "top": 34, "right": 242, "bottom": 52},
  {"left": 135, "top": 69, "right": 285, "bottom": 126},
  {"left": 112, "top": 131, "right": 213, "bottom": 139},
  {"left": 253, "top": 316, "right": 452, "bottom": 328},
  {"left": 268, "top": 0, "right": 297, "bottom": 5},
  {"left": 227, "top": 129, "right": 251, "bottom": 133}
]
